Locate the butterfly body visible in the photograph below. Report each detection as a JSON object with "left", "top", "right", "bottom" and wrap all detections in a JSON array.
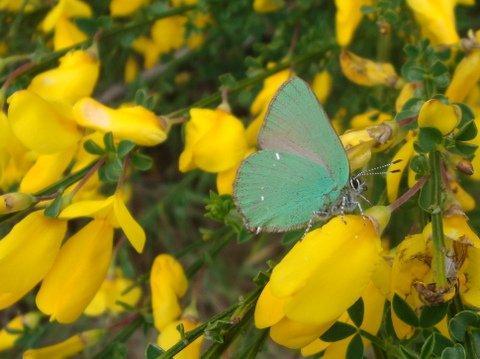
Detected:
[{"left": 234, "top": 76, "right": 365, "bottom": 233}]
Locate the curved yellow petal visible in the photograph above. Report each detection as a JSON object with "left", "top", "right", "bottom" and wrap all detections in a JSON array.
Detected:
[
  {"left": 110, "top": 0, "right": 149, "bottom": 16},
  {"left": 36, "top": 219, "right": 113, "bottom": 323},
  {"left": 417, "top": 99, "right": 460, "bottom": 135},
  {"left": 7, "top": 90, "right": 81, "bottom": 154},
  {"left": 53, "top": 17, "right": 88, "bottom": 51},
  {"left": 60, "top": 197, "right": 114, "bottom": 219},
  {"left": 269, "top": 317, "right": 332, "bottom": 349},
  {"left": 113, "top": 194, "right": 146, "bottom": 253},
  {"left": 254, "top": 282, "right": 286, "bottom": 329},
  {"left": 387, "top": 136, "right": 415, "bottom": 203}
]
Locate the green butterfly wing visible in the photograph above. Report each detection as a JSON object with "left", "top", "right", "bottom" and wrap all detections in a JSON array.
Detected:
[
  {"left": 234, "top": 150, "right": 343, "bottom": 232},
  {"left": 259, "top": 76, "right": 349, "bottom": 183},
  {"left": 234, "top": 76, "right": 349, "bottom": 232}
]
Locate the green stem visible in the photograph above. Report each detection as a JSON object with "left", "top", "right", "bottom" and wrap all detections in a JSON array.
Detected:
[
  {"left": 359, "top": 329, "right": 387, "bottom": 352},
  {"left": 241, "top": 329, "right": 269, "bottom": 359},
  {"left": 429, "top": 150, "right": 446, "bottom": 286},
  {"left": 166, "top": 44, "right": 334, "bottom": 118},
  {"left": 93, "top": 316, "right": 143, "bottom": 358}
]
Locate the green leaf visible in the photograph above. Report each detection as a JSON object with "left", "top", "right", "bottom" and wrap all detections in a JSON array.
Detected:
[
  {"left": 449, "top": 311, "right": 479, "bottom": 342},
  {"left": 457, "top": 103, "right": 475, "bottom": 125},
  {"left": 348, "top": 298, "right": 364, "bottom": 328},
  {"left": 418, "top": 177, "right": 433, "bottom": 213},
  {"left": 44, "top": 195, "right": 64, "bottom": 218},
  {"left": 419, "top": 302, "right": 448, "bottom": 328},
  {"left": 219, "top": 73, "right": 237, "bottom": 89},
  {"left": 455, "top": 120, "right": 477, "bottom": 142},
  {"left": 433, "top": 332, "right": 455, "bottom": 356},
  {"left": 83, "top": 139, "right": 104, "bottom": 155},
  {"left": 452, "top": 142, "right": 478, "bottom": 159},
  {"left": 117, "top": 140, "right": 136, "bottom": 158},
  {"left": 104, "top": 132, "right": 116, "bottom": 152},
  {"left": 417, "top": 127, "right": 443, "bottom": 153},
  {"left": 399, "top": 346, "right": 419, "bottom": 359},
  {"left": 346, "top": 333, "right": 364, "bottom": 359},
  {"left": 145, "top": 344, "right": 164, "bottom": 359},
  {"left": 420, "top": 334, "right": 435, "bottom": 359},
  {"left": 103, "top": 157, "right": 123, "bottom": 182},
  {"left": 392, "top": 294, "right": 419, "bottom": 327},
  {"left": 132, "top": 153, "right": 153, "bottom": 171},
  {"left": 320, "top": 322, "right": 357, "bottom": 342},
  {"left": 410, "top": 154, "right": 429, "bottom": 176},
  {"left": 441, "top": 344, "right": 466, "bottom": 359}
]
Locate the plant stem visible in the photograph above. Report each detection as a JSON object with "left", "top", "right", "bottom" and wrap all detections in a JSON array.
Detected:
[
  {"left": 359, "top": 329, "right": 387, "bottom": 351},
  {"left": 429, "top": 150, "right": 446, "bottom": 286},
  {"left": 241, "top": 328, "right": 269, "bottom": 359}
]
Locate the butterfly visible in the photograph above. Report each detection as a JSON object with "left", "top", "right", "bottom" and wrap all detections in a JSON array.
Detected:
[{"left": 233, "top": 76, "right": 368, "bottom": 233}]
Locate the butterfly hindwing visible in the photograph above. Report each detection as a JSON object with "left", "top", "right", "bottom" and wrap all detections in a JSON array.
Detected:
[
  {"left": 234, "top": 150, "right": 343, "bottom": 232},
  {"left": 259, "top": 76, "right": 349, "bottom": 186}
]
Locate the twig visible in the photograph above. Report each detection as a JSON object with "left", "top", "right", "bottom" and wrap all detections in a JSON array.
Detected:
[
  {"left": 70, "top": 158, "right": 105, "bottom": 198},
  {"left": 389, "top": 176, "right": 428, "bottom": 212}
]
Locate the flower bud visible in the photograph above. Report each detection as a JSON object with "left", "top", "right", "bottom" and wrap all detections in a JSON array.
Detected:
[
  {"left": 417, "top": 99, "right": 461, "bottom": 135},
  {"left": 0, "top": 192, "right": 35, "bottom": 214}
]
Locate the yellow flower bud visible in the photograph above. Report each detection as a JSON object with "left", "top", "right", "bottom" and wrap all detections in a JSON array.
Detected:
[
  {"left": 179, "top": 108, "right": 248, "bottom": 173},
  {"left": 340, "top": 50, "right": 399, "bottom": 87},
  {"left": 335, "top": 0, "right": 371, "bottom": 47},
  {"left": 110, "top": 0, "right": 149, "bottom": 17},
  {"left": 60, "top": 193, "right": 146, "bottom": 253},
  {"left": 406, "top": 0, "right": 459, "bottom": 45},
  {"left": 23, "top": 329, "right": 103, "bottom": 358},
  {"left": 0, "top": 312, "right": 40, "bottom": 352},
  {"left": 41, "top": 0, "right": 92, "bottom": 33},
  {"left": 417, "top": 99, "right": 461, "bottom": 135},
  {"left": 157, "top": 318, "right": 203, "bottom": 359},
  {"left": 28, "top": 50, "right": 100, "bottom": 105},
  {"left": 311, "top": 70, "right": 332, "bottom": 104},
  {"left": 84, "top": 268, "right": 142, "bottom": 316},
  {"left": 7, "top": 90, "right": 81, "bottom": 154},
  {"left": 36, "top": 219, "right": 114, "bottom": 323},
  {"left": 0, "top": 192, "right": 35, "bottom": 214},
  {"left": 73, "top": 98, "right": 167, "bottom": 146},
  {"left": 0, "top": 211, "right": 67, "bottom": 309},
  {"left": 150, "top": 254, "right": 188, "bottom": 331},
  {"left": 151, "top": 16, "right": 187, "bottom": 54},
  {"left": 124, "top": 56, "right": 139, "bottom": 83},
  {"left": 253, "top": 0, "right": 284, "bottom": 13},
  {"left": 446, "top": 48, "right": 480, "bottom": 103}
]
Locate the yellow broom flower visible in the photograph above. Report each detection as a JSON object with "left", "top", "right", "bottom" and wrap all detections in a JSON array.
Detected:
[
  {"left": 253, "top": 0, "right": 284, "bottom": 13},
  {"left": 0, "top": 312, "right": 40, "bottom": 352},
  {"left": 110, "top": 0, "right": 149, "bottom": 17},
  {"left": 157, "top": 318, "right": 203, "bottom": 359},
  {"left": 335, "top": 0, "right": 371, "bottom": 47}
]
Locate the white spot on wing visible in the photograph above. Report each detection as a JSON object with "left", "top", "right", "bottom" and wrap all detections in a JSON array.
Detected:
[
  {"left": 275, "top": 152, "right": 280, "bottom": 160},
  {"left": 261, "top": 195, "right": 265, "bottom": 201}
]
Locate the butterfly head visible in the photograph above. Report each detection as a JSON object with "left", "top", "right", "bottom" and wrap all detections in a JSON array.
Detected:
[{"left": 349, "top": 177, "right": 367, "bottom": 194}]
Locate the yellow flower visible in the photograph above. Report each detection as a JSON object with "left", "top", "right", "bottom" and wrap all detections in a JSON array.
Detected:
[
  {"left": 73, "top": 98, "right": 167, "bottom": 146},
  {"left": 417, "top": 99, "right": 461, "bottom": 135},
  {"left": 0, "top": 312, "right": 40, "bottom": 352},
  {"left": 85, "top": 267, "right": 142, "bottom": 316},
  {"left": 311, "top": 70, "right": 332, "bottom": 104},
  {"left": 340, "top": 50, "right": 400, "bottom": 87},
  {"left": 53, "top": 16, "right": 88, "bottom": 50},
  {"left": 250, "top": 69, "right": 292, "bottom": 116},
  {"left": 450, "top": 181, "right": 475, "bottom": 212},
  {"left": 387, "top": 133, "right": 416, "bottom": 203},
  {"left": 446, "top": 36, "right": 480, "bottom": 102},
  {"left": 179, "top": 108, "right": 248, "bottom": 173},
  {"left": 0, "top": 192, "right": 35, "bottom": 215},
  {"left": 171, "top": 0, "right": 198, "bottom": 5},
  {"left": 132, "top": 36, "right": 162, "bottom": 69},
  {"left": 110, "top": 0, "right": 149, "bottom": 17},
  {"left": 157, "top": 318, "right": 203, "bottom": 359},
  {"left": 7, "top": 90, "right": 81, "bottom": 154},
  {"left": 23, "top": 329, "right": 103, "bottom": 359},
  {"left": 335, "top": 0, "right": 371, "bottom": 47},
  {"left": 60, "top": 193, "right": 146, "bottom": 253},
  {"left": 0, "top": 211, "right": 67, "bottom": 309},
  {"left": 253, "top": 0, "right": 284, "bottom": 13},
  {"left": 41, "top": 0, "right": 91, "bottom": 51},
  {"left": 28, "top": 50, "right": 100, "bottom": 105},
  {"left": 36, "top": 219, "right": 113, "bottom": 323},
  {"left": 406, "top": 0, "right": 459, "bottom": 45},
  {"left": 151, "top": 254, "right": 188, "bottom": 331},
  {"left": 151, "top": 16, "right": 187, "bottom": 54},
  {"left": 19, "top": 148, "right": 76, "bottom": 194},
  {"left": 0, "top": 0, "right": 39, "bottom": 11}
]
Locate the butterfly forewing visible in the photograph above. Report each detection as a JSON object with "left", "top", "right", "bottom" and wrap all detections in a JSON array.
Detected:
[
  {"left": 234, "top": 150, "right": 343, "bottom": 232},
  {"left": 259, "top": 76, "right": 349, "bottom": 185}
]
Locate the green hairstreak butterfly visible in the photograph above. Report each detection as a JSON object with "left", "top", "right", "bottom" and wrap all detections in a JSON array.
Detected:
[{"left": 233, "top": 76, "right": 368, "bottom": 233}]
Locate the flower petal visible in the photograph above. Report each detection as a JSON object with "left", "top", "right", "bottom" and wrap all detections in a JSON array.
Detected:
[{"left": 113, "top": 195, "right": 146, "bottom": 253}]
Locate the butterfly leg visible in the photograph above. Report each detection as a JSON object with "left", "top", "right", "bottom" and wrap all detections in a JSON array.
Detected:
[{"left": 340, "top": 196, "right": 347, "bottom": 224}]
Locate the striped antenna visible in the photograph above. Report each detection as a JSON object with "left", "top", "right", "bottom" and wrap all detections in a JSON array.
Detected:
[{"left": 354, "top": 159, "right": 402, "bottom": 178}]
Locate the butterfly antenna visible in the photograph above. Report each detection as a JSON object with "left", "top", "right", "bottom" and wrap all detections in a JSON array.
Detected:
[
  {"left": 355, "top": 159, "right": 402, "bottom": 178},
  {"left": 357, "top": 193, "right": 372, "bottom": 205}
]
